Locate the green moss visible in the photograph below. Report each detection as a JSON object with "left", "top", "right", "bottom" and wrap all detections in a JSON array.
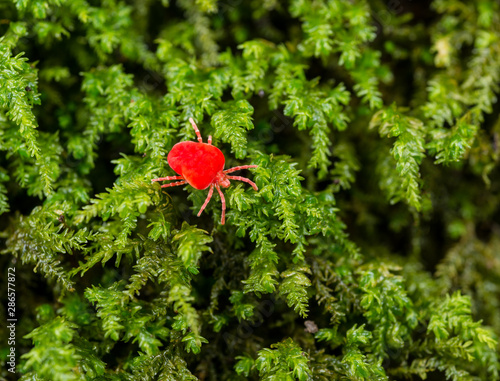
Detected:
[{"left": 1, "top": 0, "right": 500, "bottom": 380}]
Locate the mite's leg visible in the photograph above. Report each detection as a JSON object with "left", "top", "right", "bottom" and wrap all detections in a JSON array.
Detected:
[
  {"left": 198, "top": 184, "right": 215, "bottom": 217},
  {"left": 160, "top": 180, "right": 187, "bottom": 188},
  {"left": 208, "top": 135, "right": 212, "bottom": 145},
  {"left": 152, "top": 175, "right": 184, "bottom": 183},
  {"left": 189, "top": 118, "right": 203, "bottom": 143},
  {"left": 215, "top": 184, "right": 226, "bottom": 225},
  {"left": 226, "top": 175, "right": 258, "bottom": 191},
  {"left": 223, "top": 165, "right": 258, "bottom": 174}
]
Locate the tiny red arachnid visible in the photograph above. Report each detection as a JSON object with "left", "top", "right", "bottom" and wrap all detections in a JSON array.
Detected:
[{"left": 152, "top": 118, "right": 258, "bottom": 225}]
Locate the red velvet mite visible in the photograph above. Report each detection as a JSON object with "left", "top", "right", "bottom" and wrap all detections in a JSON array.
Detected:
[{"left": 152, "top": 118, "right": 258, "bottom": 224}]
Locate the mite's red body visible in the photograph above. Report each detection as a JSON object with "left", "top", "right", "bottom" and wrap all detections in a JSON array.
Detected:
[
  {"left": 168, "top": 141, "right": 225, "bottom": 190},
  {"left": 152, "top": 118, "right": 258, "bottom": 224}
]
